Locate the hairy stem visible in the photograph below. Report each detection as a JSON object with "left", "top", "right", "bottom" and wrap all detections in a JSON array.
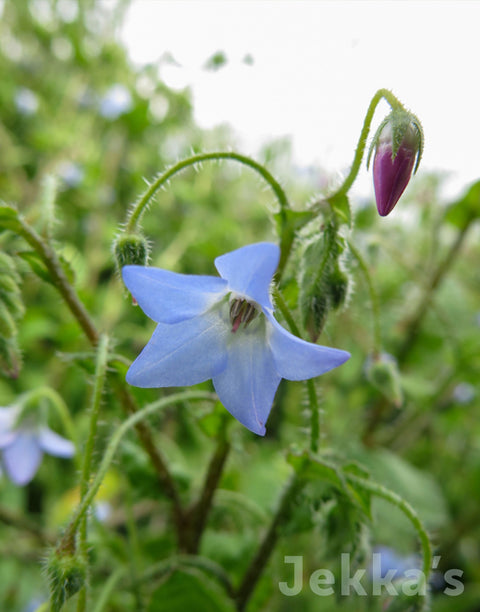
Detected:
[
  {"left": 397, "top": 215, "right": 474, "bottom": 364},
  {"left": 111, "top": 378, "right": 186, "bottom": 533},
  {"left": 76, "top": 334, "right": 110, "bottom": 612},
  {"left": 58, "top": 391, "right": 217, "bottom": 552},
  {"left": 347, "top": 473, "right": 432, "bottom": 593},
  {"left": 348, "top": 240, "right": 382, "bottom": 355},
  {"left": 333, "top": 88, "right": 405, "bottom": 199},
  {"left": 235, "top": 474, "right": 304, "bottom": 611},
  {"left": 273, "top": 288, "right": 321, "bottom": 453},
  {"left": 183, "top": 428, "right": 231, "bottom": 553},
  {"left": 125, "top": 151, "right": 290, "bottom": 233},
  {"left": 15, "top": 214, "right": 187, "bottom": 545},
  {"left": 18, "top": 216, "right": 99, "bottom": 345}
]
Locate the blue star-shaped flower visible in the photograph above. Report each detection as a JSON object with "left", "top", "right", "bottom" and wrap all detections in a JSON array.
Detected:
[{"left": 123, "top": 242, "right": 350, "bottom": 435}]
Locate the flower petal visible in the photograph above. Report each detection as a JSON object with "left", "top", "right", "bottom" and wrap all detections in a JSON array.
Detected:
[
  {"left": 2, "top": 433, "right": 42, "bottom": 486},
  {"left": 266, "top": 311, "right": 350, "bottom": 380},
  {"left": 38, "top": 427, "right": 75, "bottom": 458},
  {"left": 122, "top": 266, "right": 227, "bottom": 324},
  {"left": 126, "top": 308, "right": 229, "bottom": 387},
  {"left": 212, "top": 324, "right": 281, "bottom": 436},
  {"left": 0, "top": 407, "right": 19, "bottom": 449},
  {"left": 0, "top": 406, "right": 18, "bottom": 433},
  {"left": 214, "top": 243, "right": 279, "bottom": 310},
  {"left": 0, "top": 430, "right": 18, "bottom": 449}
]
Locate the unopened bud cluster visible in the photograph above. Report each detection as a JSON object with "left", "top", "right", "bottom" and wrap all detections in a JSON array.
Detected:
[{"left": 299, "top": 222, "right": 350, "bottom": 342}]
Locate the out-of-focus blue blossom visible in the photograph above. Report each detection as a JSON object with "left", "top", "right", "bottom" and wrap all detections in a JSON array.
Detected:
[
  {"left": 452, "top": 382, "right": 475, "bottom": 405},
  {"left": 123, "top": 243, "right": 350, "bottom": 436},
  {"left": 56, "top": 161, "right": 84, "bottom": 188},
  {"left": 22, "top": 597, "right": 46, "bottom": 612},
  {"left": 15, "top": 87, "right": 39, "bottom": 116},
  {"left": 371, "top": 546, "right": 420, "bottom": 581},
  {"left": 0, "top": 406, "right": 75, "bottom": 486},
  {"left": 99, "top": 84, "right": 132, "bottom": 120}
]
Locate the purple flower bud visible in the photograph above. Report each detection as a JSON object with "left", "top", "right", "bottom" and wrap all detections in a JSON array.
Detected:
[
  {"left": 368, "top": 109, "right": 423, "bottom": 217},
  {"left": 373, "top": 121, "right": 420, "bottom": 216}
]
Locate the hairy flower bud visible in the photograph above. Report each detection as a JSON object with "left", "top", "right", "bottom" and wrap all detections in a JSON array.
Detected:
[
  {"left": 326, "top": 265, "right": 349, "bottom": 310},
  {"left": 113, "top": 233, "right": 149, "bottom": 273},
  {"left": 368, "top": 110, "right": 423, "bottom": 217},
  {"left": 366, "top": 353, "right": 403, "bottom": 407},
  {"left": 45, "top": 549, "right": 86, "bottom": 612}
]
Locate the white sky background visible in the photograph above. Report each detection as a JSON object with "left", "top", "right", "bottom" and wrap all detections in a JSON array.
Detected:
[{"left": 121, "top": 0, "right": 480, "bottom": 200}]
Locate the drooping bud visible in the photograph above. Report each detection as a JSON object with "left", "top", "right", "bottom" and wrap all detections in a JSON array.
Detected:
[
  {"left": 368, "top": 110, "right": 423, "bottom": 217},
  {"left": 113, "top": 233, "right": 149, "bottom": 274},
  {"left": 326, "top": 264, "right": 349, "bottom": 310},
  {"left": 45, "top": 548, "right": 86, "bottom": 612},
  {"left": 299, "top": 221, "right": 345, "bottom": 341},
  {"left": 366, "top": 353, "right": 403, "bottom": 407}
]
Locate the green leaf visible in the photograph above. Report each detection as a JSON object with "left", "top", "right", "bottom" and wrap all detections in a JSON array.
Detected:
[
  {"left": 288, "top": 451, "right": 347, "bottom": 490},
  {"left": 444, "top": 179, "right": 480, "bottom": 228},
  {"left": 18, "top": 250, "right": 53, "bottom": 284},
  {"left": 0, "top": 204, "right": 22, "bottom": 233},
  {"left": 288, "top": 452, "right": 372, "bottom": 519},
  {"left": 147, "top": 568, "right": 235, "bottom": 612},
  {"left": 273, "top": 208, "right": 314, "bottom": 237},
  {"left": 326, "top": 192, "right": 352, "bottom": 226}
]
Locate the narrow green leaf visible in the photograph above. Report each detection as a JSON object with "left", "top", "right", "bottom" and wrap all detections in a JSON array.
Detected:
[
  {"left": 0, "top": 204, "right": 22, "bottom": 233},
  {"left": 17, "top": 250, "right": 53, "bottom": 284}
]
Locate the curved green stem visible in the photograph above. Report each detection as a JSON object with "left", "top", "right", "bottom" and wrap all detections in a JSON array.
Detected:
[
  {"left": 184, "top": 417, "right": 231, "bottom": 554},
  {"left": 14, "top": 214, "right": 185, "bottom": 537},
  {"left": 125, "top": 151, "right": 290, "bottom": 234},
  {"left": 59, "top": 391, "right": 217, "bottom": 550},
  {"left": 235, "top": 474, "right": 304, "bottom": 611},
  {"left": 79, "top": 334, "right": 109, "bottom": 501},
  {"left": 76, "top": 334, "right": 109, "bottom": 612},
  {"left": 273, "top": 288, "right": 321, "bottom": 453},
  {"left": 347, "top": 473, "right": 432, "bottom": 592},
  {"left": 17, "top": 216, "right": 99, "bottom": 345},
  {"left": 348, "top": 240, "right": 382, "bottom": 355},
  {"left": 332, "top": 88, "right": 405, "bottom": 199}
]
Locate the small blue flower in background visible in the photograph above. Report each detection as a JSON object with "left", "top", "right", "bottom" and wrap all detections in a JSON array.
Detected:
[
  {"left": 15, "top": 87, "right": 39, "bottom": 116},
  {"left": 0, "top": 405, "right": 75, "bottom": 486},
  {"left": 123, "top": 242, "right": 350, "bottom": 435},
  {"left": 100, "top": 84, "right": 132, "bottom": 120},
  {"left": 371, "top": 546, "right": 420, "bottom": 581}
]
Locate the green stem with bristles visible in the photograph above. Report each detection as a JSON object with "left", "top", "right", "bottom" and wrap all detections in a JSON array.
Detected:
[
  {"left": 76, "top": 334, "right": 110, "bottom": 612},
  {"left": 58, "top": 391, "right": 217, "bottom": 552},
  {"left": 125, "top": 152, "right": 290, "bottom": 234},
  {"left": 273, "top": 288, "right": 321, "bottom": 453},
  {"left": 348, "top": 240, "right": 382, "bottom": 356},
  {"left": 332, "top": 88, "right": 405, "bottom": 199}
]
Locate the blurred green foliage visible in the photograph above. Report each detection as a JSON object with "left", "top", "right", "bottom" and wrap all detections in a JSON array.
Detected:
[{"left": 0, "top": 1, "right": 479, "bottom": 611}]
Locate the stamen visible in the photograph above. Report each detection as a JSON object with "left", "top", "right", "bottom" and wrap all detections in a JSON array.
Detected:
[{"left": 229, "top": 298, "right": 259, "bottom": 333}]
